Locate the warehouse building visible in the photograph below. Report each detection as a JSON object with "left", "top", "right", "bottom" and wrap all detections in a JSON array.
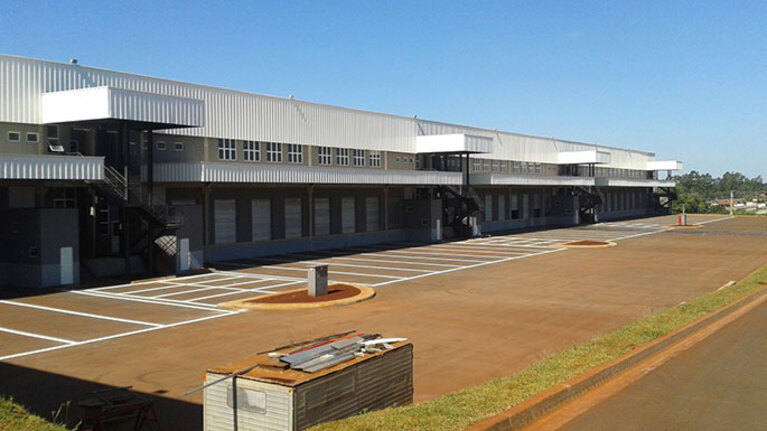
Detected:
[{"left": 0, "top": 54, "right": 681, "bottom": 288}]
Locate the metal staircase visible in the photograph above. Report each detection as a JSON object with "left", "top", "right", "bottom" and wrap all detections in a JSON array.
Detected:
[
  {"left": 653, "top": 187, "right": 677, "bottom": 214},
  {"left": 574, "top": 186, "right": 603, "bottom": 223},
  {"left": 439, "top": 185, "right": 481, "bottom": 238},
  {"left": 88, "top": 165, "right": 183, "bottom": 273}
]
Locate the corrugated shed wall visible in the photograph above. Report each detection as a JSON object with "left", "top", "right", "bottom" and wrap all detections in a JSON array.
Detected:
[
  {"left": 204, "top": 374, "right": 293, "bottom": 431},
  {"left": 294, "top": 345, "right": 413, "bottom": 430},
  {"left": 0, "top": 154, "right": 104, "bottom": 180}
]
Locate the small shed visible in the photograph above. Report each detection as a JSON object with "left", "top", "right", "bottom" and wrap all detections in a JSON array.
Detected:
[{"left": 203, "top": 339, "right": 413, "bottom": 431}]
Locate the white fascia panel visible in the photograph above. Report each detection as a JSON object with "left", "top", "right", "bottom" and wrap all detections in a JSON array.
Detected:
[
  {"left": 154, "top": 162, "right": 463, "bottom": 185},
  {"left": 557, "top": 150, "right": 611, "bottom": 165},
  {"left": 42, "top": 87, "right": 111, "bottom": 124},
  {"left": 471, "top": 173, "right": 595, "bottom": 187},
  {"left": 416, "top": 134, "right": 492, "bottom": 154},
  {"left": 596, "top": 178, "right": 676, "bottom": 188},
  {"left": 646, "top": 160, "right": 683, "bottom": 171},
  {"left": 42, "top": 86, "right": 205, "bottom": 127}
]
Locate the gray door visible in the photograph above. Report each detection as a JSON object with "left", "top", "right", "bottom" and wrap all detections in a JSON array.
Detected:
[
  {"left": 214, "top": 199, "right": 237, "bottom": 244},
  {"left": 341, "top": 197, "right": 355, "bottom": 233},
  {"left": 314, "top": 198, "right": 330, "bottom": 236},
  {"left": 284, "top": 198, "right": 302, "bottom": 239},
  {"left": 251, "top": 199, "right": 271, "bottom": 241},
  {"left": 365, "top": 197, "right": 379, "bottom": 232},
  {"left": 60, "top": 247, "right": 73, "bottom": 285}
]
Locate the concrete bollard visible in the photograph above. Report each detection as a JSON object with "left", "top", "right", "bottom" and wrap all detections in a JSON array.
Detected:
[
  {"left": 678, "top": 214, "right": 687, "bottom": 226},
  {"left": 308, "top": 264, "right": 328, "bottom": 297}
]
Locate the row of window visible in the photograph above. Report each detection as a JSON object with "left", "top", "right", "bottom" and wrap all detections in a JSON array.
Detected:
[
  {"left": 6, "top": 131, "right": 39, "bottom": 143},
  {"left": 217, "top": 139, "right": 382, "bottom": 167}
]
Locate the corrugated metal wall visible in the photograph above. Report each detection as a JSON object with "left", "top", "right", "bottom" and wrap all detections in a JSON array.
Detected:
[
  {"left": 0, "top": 55, "right": 415, "bottom": 152},
  {"left": 294, "top": 344, "right": 413, "bottom": 430},
  {"left": 0, "top": 154, "right": 104, "bottom": 180},
  {"left": 203, "top": 374, "right": 293, "bottom": 431},
  {"left": 1, "top": 54, "right": 658, "bottom": 169}
]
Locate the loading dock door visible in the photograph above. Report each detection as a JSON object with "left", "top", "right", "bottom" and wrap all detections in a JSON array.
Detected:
[
  {"left": 178, "top": 238, "right": 190, "bottom": 272},
  {"left": 214, "top": 199, "right": 237, "bottom": 244},
  {"left": 284, "top": 198, "right": 302, "bottom": 239},
  {"left": 251, "top": 199, "right": 271, "bottom": 241},
  {"left": 365, "top": 197, "right": 379, "bottom": 231},
  {"left": 60, "top": 247, "right": 73, "bottom": 285},
  {"left": 314, "top": 198, "right": 330, "bottom": 236},
  {"left": 342, "top": 197, "right": 356, "bottom": 233}
]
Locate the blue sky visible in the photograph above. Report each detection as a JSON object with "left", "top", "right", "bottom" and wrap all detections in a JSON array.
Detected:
[{"left": 1, "top": 1, "right": 765, "bottom": 177}]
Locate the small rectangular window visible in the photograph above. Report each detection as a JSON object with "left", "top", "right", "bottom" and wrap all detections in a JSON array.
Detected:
[
  {"left": 156, "top": 141, "right": 166, "bottom": 151},
  {"left": 318, "top": 147, "right": 332, "bottom": 165},
  {"left": 174, "top": 142, "right": 184, "bottom": 152},
  {"left": 353, "top": 149, "right": 365, "bottom": 167},
  {"left": 7, "top": 131, "right": 20, "bottom": 142},
  {"left": 368, "top": 150, "right": 381, "bottom": 168},
  {"left": 336, "top": 148, "right": 349, "bottom": 166},
  {"left": 267, "top": 142, "right": 282, "bottom": 163},
  {"left": 472, "top": 158, "right": 480, "bottom": 171},
  {"left": 47, "top": 126, "right": 59, "bottom": 139},
  {"left": 287, "top": 144, "right": 303, "bottom": 164},
  {"left": 243, "top": 141, "right": 260, "bottom": 161},
  {"left": 218, "top": 139, "right": 236, "bottom": 161},
  {"left": 26, "top": 132, "right": 39, "bottom": 143}
]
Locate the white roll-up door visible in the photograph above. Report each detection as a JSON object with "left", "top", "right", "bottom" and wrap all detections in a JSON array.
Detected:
[
  {"left": 365, "top": 196, "right": 379, "bottom": 232},
  {"left": 284, "top": 198, "right": 302, "bottom": 239},
  {"left": 484, "top": 194, "right": 493, "bottom": 221},
  {"left": 60, "top": 247, "right": 73, "bottom": 285},
  {"left": 498, "top": 194, "right": 506, "bottom": 221},
  {"left": 214, "top": 199, "right": 237, "bottom": 244},
  {"left": 251, "top": 199, "right": 271, "bottom": 241},
  {"left": 342, "top": 197, "right": 356, "bottom": 233},
  {"left": 314, "top": 198, "right": 330, "bottom": 236}
]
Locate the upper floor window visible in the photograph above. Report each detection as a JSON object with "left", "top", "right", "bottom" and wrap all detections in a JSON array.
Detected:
[
  {"left": 156, "top": 141, "right": 166, "bottom": 151},
  {"left": 483, "top": 159, "right": 491, "bottom": 171},
  {"left": 369, "top": 150, "right": 381, "bottom": 168},
  {"left": 472, "top": 158, "right": 480, "bottom": 171},
  {"left": 500, "top": 160, "right": 507, "bottom": 171},
  {"left": 492, "top": 160, "right": 500, "bottom": 172},
  {"left": 336, "top": 148, "right": 349, "bottom": 166},
  {"left": 287, "top": 144, "right": 303, "bottom": 164},
  {"left": 26, "top": 132, "right": 39, "bottom": 143},
  {"left": 218, "top": 138, "right": 236, "bottom": 160},
  {"left": 353, "top": 149, "right": 365, "bottom": 167},
  {"left": 243, "top": 140, "right": 259, "bottom": 161},
  {"left": 174, "top": 142, "right": 184, "bottom": 152},
  {"left": 318, "top": 147, "right": 332, "bottom": 165},
  {"left": 266, "top": 142, "right": 282, "bottom": 162},
  {"left": 7, "top": 131, "right": 20, "bottom": 142}
]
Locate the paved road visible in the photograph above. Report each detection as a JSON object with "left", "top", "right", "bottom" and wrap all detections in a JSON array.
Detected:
[{"left": 559, "top": 297, "right": 767, "bottom": 431}]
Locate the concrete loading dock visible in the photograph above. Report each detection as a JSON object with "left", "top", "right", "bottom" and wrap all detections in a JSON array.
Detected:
[{"left": 1, "top": 215, "right": 766, "bottom": 430}]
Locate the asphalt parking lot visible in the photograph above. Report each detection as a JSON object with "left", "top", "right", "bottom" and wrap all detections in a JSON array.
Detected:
[{"left": 1, "top": 214, "right": 763, "bottom": 431}]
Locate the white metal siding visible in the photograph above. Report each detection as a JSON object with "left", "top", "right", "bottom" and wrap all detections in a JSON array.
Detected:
[
  {"left": 214, "top": 199, "right": 237, "bottom": 244},
  {"left": 251, "top": 199, "right": 271, "bottom": 241},
  {"left": 153, "top": 162, "right": 463, "bottom": 185},
  {"left": 341, "top": 197, "right": 355, "bottom": 233},
  {"left": 0, "top": 154, "right": 104, "bottom": 180},
  {"left": 204, "top": 373, "right": 293, "bottom": 431},
  {"left": 365, "top": 196, "right": 379, "bottom": 232},
  {"left": 314, "top": 198, "right": 330, "bottom": 236},
  {"left": 0, "top": 55, "right": 414, "bottom": 152},
  {"left": 284, "top": 198, "right": 302, "bottom": 239}
]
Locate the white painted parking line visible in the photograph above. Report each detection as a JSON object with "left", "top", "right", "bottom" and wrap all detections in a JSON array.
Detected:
[
  {"left": 0, "top": 310, "right": 238, "bottom": 362},
  {"left": 71, "top": 290, "right": 223, "bottom": 310},
  {"left": 0, "top": 300, "right": 162, "bottom": 327},
  {"left": 0, "top": 326, "right": 76, "bottom": 345},
  {"left": 299, "top": 252, "right": 463, "bottom": 268},
  {"left": 371, "top": 248, "right": 565, "bottom": 287},
  {"left": 254, "top": 256, "right": 433, "bottom": 273},
  {"left": 153, "top": 286, "right": 220, "bottom": 298},
  {"left": 693, "top": 216, "right": 735, "bottom": 225}
]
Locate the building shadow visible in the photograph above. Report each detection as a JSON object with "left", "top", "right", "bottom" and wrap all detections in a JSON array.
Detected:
[{"left": 0, "top": 361, "right": 202, "bottom": 430}]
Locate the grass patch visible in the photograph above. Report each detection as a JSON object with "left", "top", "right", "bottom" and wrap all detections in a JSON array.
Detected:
[
  {"left": 311, "top": 265, "right": 767, "bottom": 431},
  {"left": 0, "top": 397, "right": 70, "bottom": 431}
]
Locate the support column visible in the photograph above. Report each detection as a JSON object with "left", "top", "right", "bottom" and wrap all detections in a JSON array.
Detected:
[
  {"left": 383, "top": 186, "right": 389, "bottom": 231},
  {"left": 147, "top": 129, "right": 154, "bottom": 200}
]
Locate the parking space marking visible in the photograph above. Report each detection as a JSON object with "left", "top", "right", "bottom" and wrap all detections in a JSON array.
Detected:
[
  {"left": 0, "top": 327, "right": 76, "bottom": 345},
  {"left": 0, "top": 300, "right": 162, "bottom": 327}
]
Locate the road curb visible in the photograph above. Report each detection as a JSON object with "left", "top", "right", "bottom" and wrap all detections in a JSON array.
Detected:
[{"left": 466, "top": 283, "right": 767, "bottom": 431}]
